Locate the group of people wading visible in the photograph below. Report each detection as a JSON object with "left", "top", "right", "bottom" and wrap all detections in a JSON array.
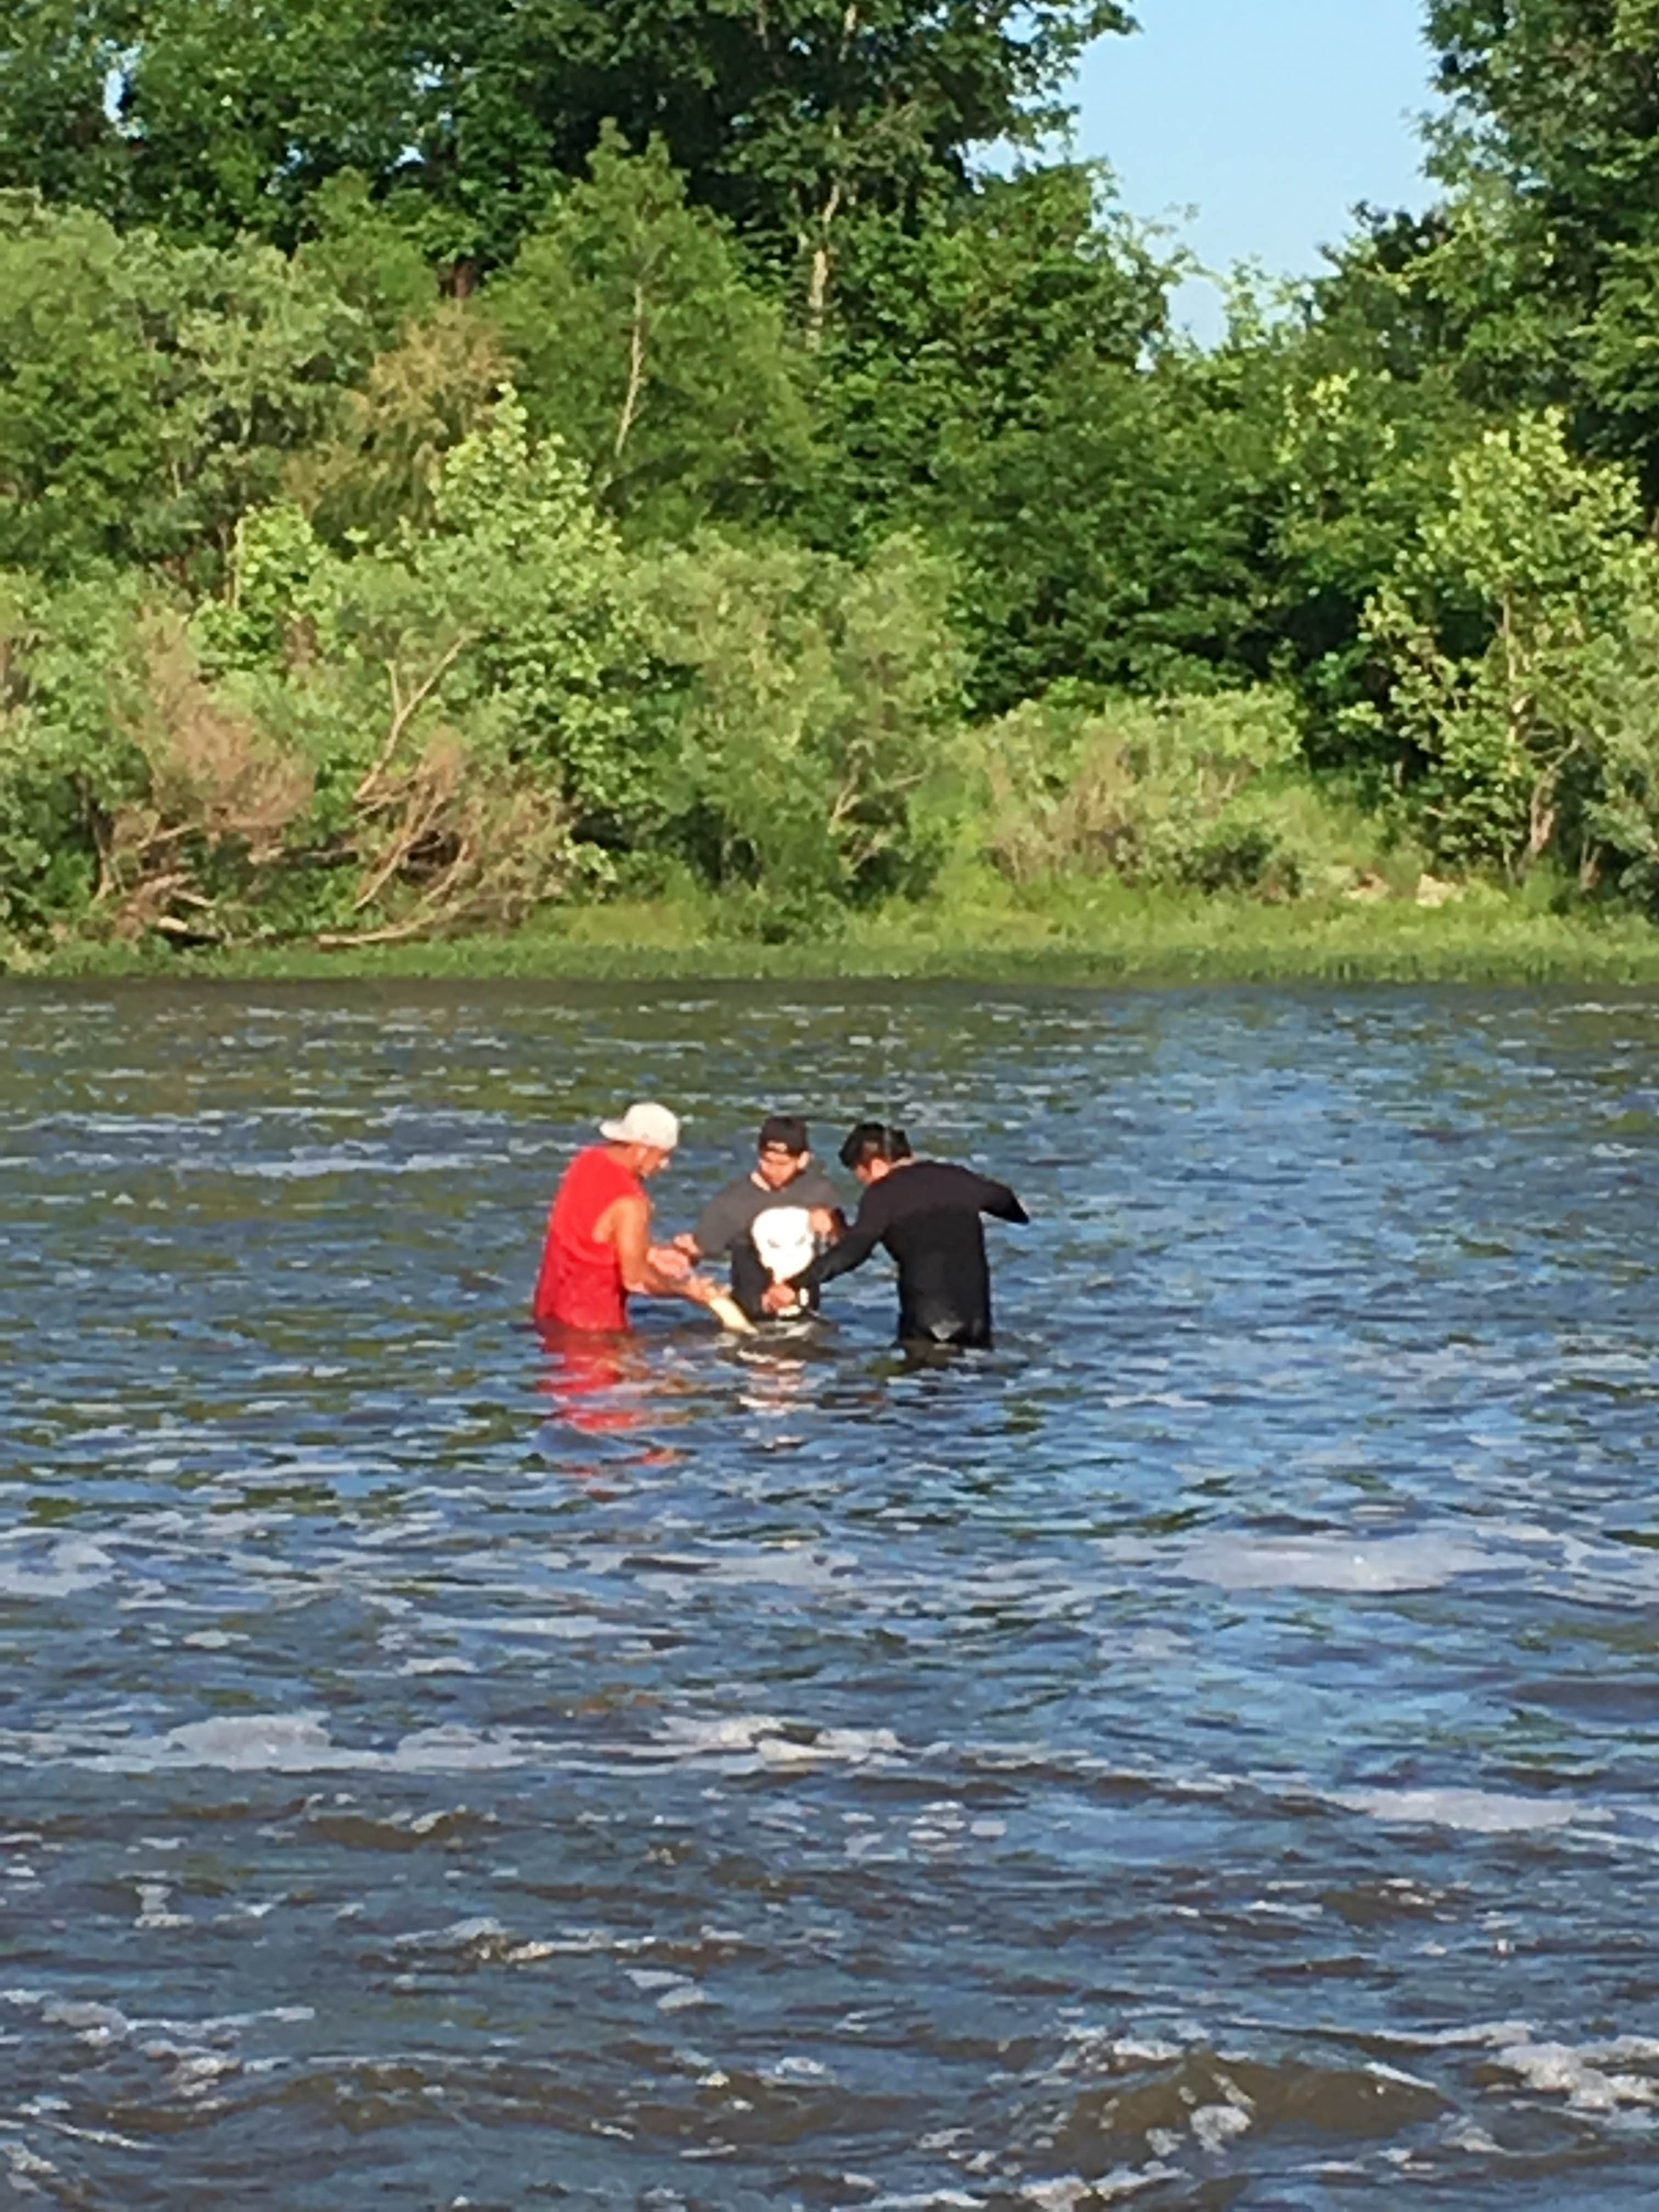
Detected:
[{"left": 533, "top": 1105, "right": 1028, "bottom": 1351}]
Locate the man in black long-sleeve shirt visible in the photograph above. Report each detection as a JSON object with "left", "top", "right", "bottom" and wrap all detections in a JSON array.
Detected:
[{"left": 769, "top": 1121, "right": 1028, "bottom": 1348}]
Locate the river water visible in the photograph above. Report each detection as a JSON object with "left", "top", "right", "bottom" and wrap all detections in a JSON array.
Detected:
[{"left": 2, "top": 981, "right": 1658, "bottom": 2207}]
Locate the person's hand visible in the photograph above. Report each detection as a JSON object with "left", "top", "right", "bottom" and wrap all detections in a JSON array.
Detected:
[
  {"left": 684, "top": 1273, "right": 718, "bottom": 1306},
  {"left": 649, "top": 1243, "right": 692, "bottom": 1283},
  {"left": 762, "top": 1282, "right": 799, "bottom": 1315},
  {"left": 807, "top": 1207, "right": 834, "bottom": 1238},
  {"left": 671, "top": 1232, "right": 701, "bottom": 1258}
]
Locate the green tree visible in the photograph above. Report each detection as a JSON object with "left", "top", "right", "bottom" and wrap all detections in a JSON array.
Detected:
[
  {"left": 0, "top": 0, "right": 1133, "bottom": 286},
  {"left": 0, "top": 0, "right": 433, "bottom": 245},
  {"left": 795, "top": 161, "right": 1283, "bottom": 713},
  {"left": 1358, "top": 410, "right": 1655, "bottom": 874},
  {"left": 1427, "top": 0, "right": 1659, "bottom": 230},
  {"left": 806, "top": 161, "right": 1175, "bottom": 551},
  {"left": 486, "top": 129, "right": 811, "bottom": 538},
  {"left": 938, "top": 343, "right": 1280, "bottom": 710},
  {"left": 294, "top": 173, "right": 438, "bottom": 349},
  {"left": 146, "top": 232, "right": 377, "bottom": 571},
  {"left": 0, "top": 0, "right": 141, "bottom": 213},
  {"left": 1409, "top": 1, "right": 1659, "bottom": 483},
  {"left": 1231, "top": 271, "right": 1491, "bottom": 758},
  {"left": 291, "top": 304, "right": 511, "bottom": 546},
  {"left": 0, "top": 200, "right": 168, "bottom": 574}
]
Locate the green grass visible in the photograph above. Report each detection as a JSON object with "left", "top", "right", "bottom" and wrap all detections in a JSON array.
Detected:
[{"left": 13, "top": 870, "right": 1659, "bottom": 986}]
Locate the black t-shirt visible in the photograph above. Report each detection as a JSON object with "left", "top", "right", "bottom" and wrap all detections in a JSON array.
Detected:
[
  {"left": 693, "top": 1167, "right": 843, "bottom": 1319},
  {"left": 796, "top": 1159, "right": 1028, "bottom": 1346}
]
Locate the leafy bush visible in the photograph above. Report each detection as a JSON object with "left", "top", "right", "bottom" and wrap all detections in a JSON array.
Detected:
[
  {"left": 0, "top": 198, "right": 373, "bottom": 582},
  {"left": 1, "top": 394, "right": 657, "bottom": 947},
  {"left": 0, "top": 569, "right": 154, "bottom": 933},
  {"left": 635, "top": 532, "right": 965, "bottom": 928},
  {"left": 1570, "top": 601, "right": 1659, "bottom": 910},
  {"left": 971, "top": 686, "right": 1305, "bottom": 894},
  {"left": 1, "top": 404, "right": 987, "bottom": 949}
]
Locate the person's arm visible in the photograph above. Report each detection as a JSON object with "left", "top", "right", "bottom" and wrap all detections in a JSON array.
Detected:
[
  {"left": 764, "top": 1218, "right": 876, "bottom": 1314},
  {"left": 792, "top": 1188, "right": 888, "bottom": 1293},
  {"left": 802, "top": 1171, "right": 847, "bottom": 1245},
  {"left": 977, "top": 1175, "right": 1029, "bottom": 1225},
  {"left": 607, "top": 1194, "right": 716, "bottom": 1302},
  {"left": 682, "top": 1187, "right": 740, "bottom": 1263}
]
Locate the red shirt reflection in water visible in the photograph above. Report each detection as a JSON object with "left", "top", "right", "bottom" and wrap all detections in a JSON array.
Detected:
[
  {"left": 533, "top": 1143, "right": 646, "bottom": 1331},
  {"left": 539, "top": 1333, "right": 647, "bottom": 1437}
]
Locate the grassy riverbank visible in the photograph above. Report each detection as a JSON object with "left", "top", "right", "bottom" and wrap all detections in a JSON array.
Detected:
[{"left": 13, "top": 874, "right": 1659, "bottom": 986}]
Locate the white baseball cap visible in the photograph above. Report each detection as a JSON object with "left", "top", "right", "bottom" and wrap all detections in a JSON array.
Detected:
[{"left": 599, "top": 1101, "right": 681, "bottom": 1151}]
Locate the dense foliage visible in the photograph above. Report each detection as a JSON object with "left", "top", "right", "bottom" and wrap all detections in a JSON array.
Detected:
[{"left": 7, "top": 0, "right": 1659, "bottom": 954}]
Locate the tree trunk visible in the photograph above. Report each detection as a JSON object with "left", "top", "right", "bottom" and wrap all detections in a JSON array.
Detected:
[
  {"left": 1527, "top": 768, "right": 1558, "bottom": 862},
  {"left": 802, "top": 2, "right": 859, "bottom": 348},
  {"left": 804, "top": 176, "right": 844, "bottom": 351},
  {"left": 614, "top": 283, "right": 649, "bottom": 462}
]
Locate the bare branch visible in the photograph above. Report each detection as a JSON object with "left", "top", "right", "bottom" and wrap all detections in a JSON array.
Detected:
[{"left": 354, "top": 631, "right": 476, "bottom": 803}]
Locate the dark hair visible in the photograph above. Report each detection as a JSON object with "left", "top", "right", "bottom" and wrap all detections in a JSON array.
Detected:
[
  {"left": 758, "top": 1112, "right": 810, "bottom": 1155},
  {"left": 838, "top": 1120, "right": 912, "bottom": 1171}
]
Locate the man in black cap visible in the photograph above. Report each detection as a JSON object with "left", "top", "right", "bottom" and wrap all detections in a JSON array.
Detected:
[
  {"left": 768, "top": 1121, "right": 1027, "bottom": 1349},
  {"left": 678, "top": 1113, "right": 846, "bottom": 1323}
]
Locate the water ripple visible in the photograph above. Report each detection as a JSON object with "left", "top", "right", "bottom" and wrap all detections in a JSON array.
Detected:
[{"left": 3, "top": 980, "right": 1659, "bottom": 2204}]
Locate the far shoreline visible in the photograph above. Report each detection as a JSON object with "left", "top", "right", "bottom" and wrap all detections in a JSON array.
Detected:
[{"left": 11, "top": 888, "right": 1659, "bottom": 989}]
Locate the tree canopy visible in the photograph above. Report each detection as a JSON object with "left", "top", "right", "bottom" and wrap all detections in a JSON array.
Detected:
[
  {"left": 0, "top": 0, "right": 1132, "bottom": 278},
  {"left": 14, "top": 2, "right": 1659, "bottom": 955}
]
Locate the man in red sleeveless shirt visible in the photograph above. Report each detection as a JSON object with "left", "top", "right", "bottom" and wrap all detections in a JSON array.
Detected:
[{"left": 533, "top": 1102, "right": 719, "bottom": 1333}]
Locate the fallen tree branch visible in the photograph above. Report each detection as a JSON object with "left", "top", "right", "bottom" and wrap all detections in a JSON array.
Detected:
[
  {"left": 350, "top": 783, "right": 449, "bottom": 913},
  {"left": 314, "top": 915, "right": 446, "bottom": 949}
]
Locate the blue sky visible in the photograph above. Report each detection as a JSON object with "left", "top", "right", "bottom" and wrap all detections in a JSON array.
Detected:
[{"left": 1069, "top": 0, "right": 1439, "bottom": 336}]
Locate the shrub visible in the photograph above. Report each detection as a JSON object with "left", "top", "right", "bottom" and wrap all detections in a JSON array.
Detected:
[
  {"left": 972, "top": 686, "right": 1304, "bottom": 893},
  {"left": 196, "top": 393, "right": 653, "bottom": 939},
  {"left": 0, "top": 569, "right": 154, "bottom": 934},
  {"left": 0, "top": 395, "right": 646, "bottom": 948},
  {"left": 636, "top": 532, "right": 966, "bottom": 922}
]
